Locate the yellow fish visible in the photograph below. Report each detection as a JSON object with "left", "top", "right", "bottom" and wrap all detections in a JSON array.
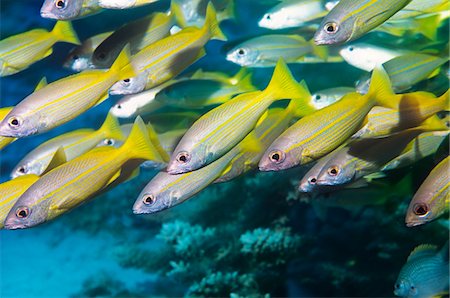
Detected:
[
  {"left": 0, "top": 175, "right": 39, "bottom": 229},
  {"left": 0, "top": 46, "right": 135, "bottom": 138},
  {"left": 109, "top": 2, "right": 227, "bottom": 95},
  {"left": 0, "top": 21, "right": 80, "bottom": 76},
  {"left": 3, "top": 117, "right": 166, "bottom": 229}
]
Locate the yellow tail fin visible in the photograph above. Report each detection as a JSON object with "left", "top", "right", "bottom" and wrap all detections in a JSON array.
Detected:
[
  {"left": 367, "top": 66, "right": 397, "bottom": 109},
  {"left": 146, "top": 122, "right": 170, "bottom": 162},
  {"left": 52, "top": 21, "right": 80, "bottom": 45},
  {"left": 438, "top": 89, "right": 449, "bottom": 111},
  {"left": 203, "top": 2, "right": 227, "bottom": 41},
  {"left": 98, "top": 113, "right": 125, "bottom": 141},
  {"left": 265, "top": 59, "right": 311, "bottom": 102},
  {"left": 122, "top": 117, "right": 164, "bottom": 162},
  {"left": 109, "top": 45, "right": 136, "bottom": 80},
  {"left": 287, "top": 80, "right": 317, "bottom": 118},
  {"left": 309, "top": 39, "right": 328, "bottom": 61},
  {"left": 170, "top": 0, "right": 188, "bottom": 28},
  {"left": 420, "top": 115, "right": 449, "bottom": 131}
]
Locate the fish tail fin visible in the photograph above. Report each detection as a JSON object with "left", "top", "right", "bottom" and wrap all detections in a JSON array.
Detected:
[
  {"left": 414, "top": 14, "right": 440, "bottom": 40},
  {"left": 203, "top": 2, "right": 227, "bottom": 41},
  {"left": 218, "top": 0, "right": 236, "bottom": 22},
  {"left": 52, "top": 21, "right": 80, "bottom": 45},
  {"left": 109, "top": 45, "right": 136, "bottom": 80},
  {"left": 309, "top": 38, "right": 328, "bottom": 60},
  {"left": 235, "top": 70, "right": 256, "bottom": 91},
  {"left": 367, "top": 66, "right": 397, "bottom": 109},
  {"left": 122, "top": 117, "right": 164, "bottom": 162},
  {"left": 99, "top": 113, "right": 125, "bottom": 141},
  {"left": 286, "top": 80, "right": 316, "bottom": 118},
  {"left": 420, "top": 115, "right": 449, "bottom": 131},
  {"left": 438, "top": 89, "right": 449, "bottom": 111},
  {"left": 146, "top": 122, "right": 170, "bottom": 162},
  {"left": 231, "top": 68, "right": 251, "bottom": 84},
  {"left": 265, "top": 59, "right": 311, "bottom": 103},
  {"left": 35, "top": 77, "right": 47, "bottom": 91},
  {"left": 170, "top": 0, "right": 188, "bottom": 28}
]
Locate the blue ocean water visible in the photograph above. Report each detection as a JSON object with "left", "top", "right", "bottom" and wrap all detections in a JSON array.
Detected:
[{"left": 1, "top": 1, "right": 449, "bottom": 297}]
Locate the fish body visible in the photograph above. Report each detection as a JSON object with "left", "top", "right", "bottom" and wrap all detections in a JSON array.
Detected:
[
  {"left": 0, "top": 21, "right": 80, "bottom": 76},
  {"left": 314, "top": 0, "right": 412, "bottom": 45},
  {"left": 394, "top": 243, "right": 449, "bottom": 298},
  {"left": 40, "top": 0, "right": 103, "bottom": 20},
  {"left": 382, "top": 131, "right": 449, "bottom": 171},
  {"left": 226, "top": 34, "right": 327, "bottom": 67},
  {"left": 11, "top": 113, "right": 123, "bottom": 178},
  {"left": 109, "top": 3, "right": 226, "bottom": 95},
  {"left": 405, "top": 156, "right": 450, "bottom": 227},
  {"left": 391, "top": 0, "right": 449, "bottom": 20},
  {"left": 92, "top": 12, "right": 174, "bottom": 69},
  {"left": 154, "top": 70, "right": 256, "bottom": 108},
  {"left": 166, "top": 59, "right": 311, "bottom": 174},
  {"left": 315, "top": 129, "right": 428, "bottom": 187},
  {"left": 110, "top": 85, "right": 166, "bottom": 118},
  {"left": 3, "top": 118, "right": 165, "bottom": 229},
  {"left": 0, "top": 175, "right": 39, "bottom": 228},
  {"left": 310, "top": 87, "right": 354, "bottom": 110},
  {"left": 0, "top": 47, "right": 135, "bottom": 138},
  {"left": 64, "top": 31, "right": 113, "bottom": 72},
  {"left": 99, "top": 0, "right": 159, "bottom": 9},
  {"left": 258, "top": 0, "right": 331, "bottom": 30},
  {"left": 339, "top": 43, "right": 407, "bottom": 72}
]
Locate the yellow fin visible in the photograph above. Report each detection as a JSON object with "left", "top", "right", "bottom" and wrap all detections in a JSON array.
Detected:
[
  {"left": 98, "top": 113, "right": 124, "bottom": 141},
  {"left": 94, "top": 92, "right": 110, "bottom": 106},
  {"left": 42, "top": 147, "right": 67, "bottom": 175},
  {"left": 438, "top": 90, "right": 449, "bottom": 111},
  {"left": 232, "top": 68, "right": 252, "bottom": 85},
  {"left": 414, "top": 14, "right": 440, "bottom": 40},
  {"left": 240, "top": 131, "right": 263, "bottom": 153},
  {"left": 264, "top": 59, "right": 311, "bottom": 101},
  {"left": 170, "top": 0, "right": 188, "bottom": 28},
  {"left": 309, "top": 38, "right": 328, "bottom": 61},
  {"left": 407, "top": 244, "right": 438, "bottom": 262},
  {"left": 287, "top": 80, "right": 316, "bottom": 118},
  {"left": 419, "top": 115, "right": 449, "bottom": 131},
  {"left": 35, "top": 77, "right": 47, "bottom": 91},
  {"left": 367, "top": 66, "right": 396, "bottom": 109},
  {"left": 106, "top": 169, "right": 122, "bottom": 186},
  {"left": 146, "top": 122, "right": 170, "bottom": 162},
  {"left": 121, "top": 116, "right": 164, "bottom": 162},
  {"left": 109, "top": 44, "right": 136, "bottom": 81},
  {"left": 52, "top": 21, "right": 80, "bottom": 45},
  {"left": 43, "top": 48, "right": 53, "bottom": 59},
  {"left": 203, "top": 3, "right": 227, "bottom": 41}
]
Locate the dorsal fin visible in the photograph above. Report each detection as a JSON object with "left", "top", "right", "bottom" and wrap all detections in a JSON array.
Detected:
[
  {"left": 407, "top": 244, "right": 438, "bottom": 262},
  {"left": 42, "top": 147, "right": 67, "bottom": 175}
]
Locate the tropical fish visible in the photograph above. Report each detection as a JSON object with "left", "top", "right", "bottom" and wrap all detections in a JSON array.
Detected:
[
  {"left": 154, "top": 68, "right": 256, "bottom": 108},
  {"left": 64, "top": 31, "right": 113, "bottom": 72},
  {"left": 110, "top": 85, "right": 166, "bottom": 118},
  {"left": 133, "top": 105, "right": 283, "bottom": 214},
  {"left": 109, "top": 3, "right": 227, "bottom": 95},
  {"left": 0, "top": 21, "right": 80, "bottom": 76},
  {"left": 339, "top": 43, "right": 407, "bottom": 72},
  {"left": 0, "top": 47, "right": 135, "bottom": 138},
  {"left": 11, "top": 113, "right": 124, "bottom": 178},
  {"left": 353, "top": 106, "right": 448, "bottom": 139},
  {"left": 0, "top": 175, "right": 40, "bottom": 229},
  {"left": 394, "top": 242, "right": 449, "bottom": 298},
  {"left": 382, "top": 131, "right": 449, "bottom": 171},
  {"left": 357, "top": 53, "right": 449, "bottom": 93},
  {"left": 40, "top": 0, "right": 103, "bottom": 20},
  {"left": 226, "top": 34, "right": 328, "bottom": 67},
  {"left": 258, "top": 0, "right": 336, "bottom": 30},
  {"left": 91, "top": 12, "right": 174, "bottom": 69},
  {"left": 3, "top": 117, "right": 166, "bottom": 229},
  {"left": 99, "top": 0, "right": 159, "bottom": 9},
  {"left": 0, "top": 107, "right": 15, "bottom": 150},
  {"left": 314, "top": 129, "right": 433, "bottom": 187},
  {"left": 258, "top": 67, "right": 448, "bottom": 172},
  {"left": 314, "top": 0, "right": 412, "bottom": 45},
  {"left": 310, "top": 87, "right": 354, "bottom": 110},
  {"left": 166, "top": 59, "right": 311, "bottom": 174},
  {"left": 215, "top": 98, "right": 304, "bottom": 183},
  {"left": 405, "top": 156, "right": 450, "bottom": 227}
]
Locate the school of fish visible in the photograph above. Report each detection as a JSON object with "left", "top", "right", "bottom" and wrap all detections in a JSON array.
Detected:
[{"left": 0, "top": 0, "right": 449, "bottom": 296}]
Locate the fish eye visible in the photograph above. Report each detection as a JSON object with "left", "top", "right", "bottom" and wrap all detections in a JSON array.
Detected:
[
  {"left": 97, "top": 52, "right": 106, "bottom": 60},
  {"left": 123, "top": 78, "right": 130, "bottom": 84},
  {"left": 269, "top": 150, "right": 285, "bottom": 164},
  {"left": 55, "top": 0, "right": 66, "bottom": 9},
  {"left": 72, "top": 55, "right": 79, "bottom": 60},
  {"left": 413, "top": 203, "right": 429, "bottom": 216},
  {"left": 314, "top": 94, "right": 321, "bottom": 101},
  {"left": 104, "top": 139, "right": 114, "bottom": 146},
  {"left": 17, "top": 166, "right": 27, "bottom": 174},
  {"left": 237, "top": 48, "right": 246, "bottom": 56},
  {"left": 265, "top": 14, "right": 271, "bottom": 20},
  {"left": 8, "top": 116, "right": 22, "bottom": 129},
  {"left": 394, "top": 284, "right": 400, "bottom": 289},
  {"left": 308, "top": 177, "right": 317, "bottom": 184},
  {"left": 176, "top": 152, "right": 190, "bottom": 163},
  {"left": 324, "top": 22, "right": 338, "bottom": 34},
  {"left": 16, "top": 207, "right": 30, "bottom": 219},
  {"left": 348, "top": 46, "right": 354, "bottom": 52},
  {"left": 327, "top": 166, "right": 339, "bottom": 176},
  {"left": 142, "top": 194, "right": 155, "bottom": 205},
  {"left": 116, "top": 104, "right": 122, "bottom": 109}
]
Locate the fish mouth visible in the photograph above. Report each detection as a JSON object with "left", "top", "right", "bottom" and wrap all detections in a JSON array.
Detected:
[
  {"left": 3, "top": 221, "right": 27, "bottom": 230},
  {"left": 40, "top": 11, "right": 60, "bottom": 20},
  {"left": 405, "top": 221, "right": 422, "bottom": 227}
]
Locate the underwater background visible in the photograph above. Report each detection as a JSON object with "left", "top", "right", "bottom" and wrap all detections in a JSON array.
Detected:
[{"left": 0, "top": 0, "right": 449, "bottom": 297}]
